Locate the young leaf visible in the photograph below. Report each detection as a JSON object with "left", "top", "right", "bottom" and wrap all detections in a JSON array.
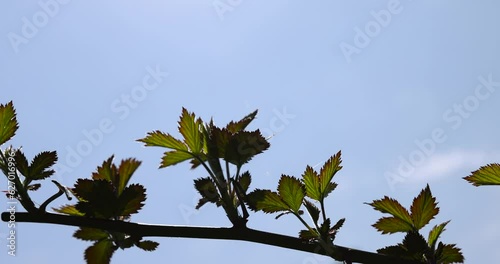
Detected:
[
  {"left": 246, "top": 189, "right": 290, "bottom": 213},
  {"left": 0, "top": 101, "right": 19, "bottom": 145},
  {"left": 117, "top": 158, "right": 141, "bottom": 196},
  {"left": 372, "top": 217, "right": 414, "bottom": 234},
  {"left": 367, "top": 196, "right": 413, "bottom": 228},
  {"left": 436, "top": 243, "right": 464, "bottom": 263},
  {"left": 74, "top": 227, "right": 109, "bottom": 241},
  {"left": 84, "top": 239, "right": 116, "bottom": 264},
  {"left": 226, "top": 110, "right": 258, "bottom": 133},
  {"left": 136, "top": 240, "right": 159, "bottom": 251},
  {"left": 401, "top": 231, "right": 428, "bottom": 256},
  {"left": 303, "top": 199, "right": 320, "bottom": 224},
  {"left": 161, "top": 150, "right": 193, "bottom": 168},
  {"left": 28, "top": 151, "right": 57, "bottom": 180},
  {"left": 137, "top": 130, "right": 187, "bottom": 151},
  {"left": 302, "top": 166, "right": 321, "bottom": 201},
  {"left": 428, "top": 220, "right": 450, "bottom": 250},
  {"left": 224, "top": 130, "right": 270, "bottom": 167},
  {"left": 194, "top": 177, "right": 220, "bottom": 209},
  {"left": 14, "top": 150, "right": 29, "bottom": 177},
  {"left": 410, "top": 184, "right": 439, "bottom": 230},
  {"left": 377, "top": 245, "right": 408, "bottom": 257},
  {"left": 238, "top": 171, "right": 251, "bottom": 193},
  {"left": 299, "top": 229, "right": 319, "bottom": 241},
  {"left": 53, "top": 204, "right": 85, "bottom": 216},
  {"left": 463, "top": 163, "right": 500, "bottom": 186},
  {"left": 118, "top": 184, "right": 147, "bottom": 216},
  {"left": 278, "top": 175, "right": 305, "bottom": 213},
  {"left": 319, "top": 151, "right": 342, "bottom": 198},
  {"left": 178, "top": 108, "right": 204, "bottom": 154}
]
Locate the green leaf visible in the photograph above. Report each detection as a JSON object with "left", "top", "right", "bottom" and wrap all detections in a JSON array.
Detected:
[
  {"left": 402, "top": 231, "right": 428, "bottom": 256},
  {"left": 28, "top": 151, "right": 57, "bottom": 180},
  {"left": 73, "top": 179, "right": 118, "bottom": 218},
  {"left": 377, "top": 245, "right": 408, "bottom": 257},
  {"left": 137, "top": 130, "right": 187, "bottom": 151},
  {"left": 53, "top": 204, "right": 85, "bottom": 216},
  {"left": 331, "top": 218, "right": 345, "bottom": 232},
  {"left": 372, "top": 216, "right": 414, "bottom": 234},
  {"left": 160, "top": 150, "right": 193, "bottom": 168},
  {"left": 226, "top": 110, "right": 258, "bottom": 133},
  {"left": 84, "top": 239, "right": 116, "bottom": 264},
  {"left": 428, "top": 220, "right": 450, "bottom": 250},
  {"left": 246, "top": 189, "right": 289, "bottom": 213},
  {"left": 117, "top": 158, "right": 141, "bottom": 196},
  {"left": 299, "top": 229, "right": 319, "bottom": 241},
  {"left": 303, "top": 199, "right": 320, "bottom": 224},
  {"left": 319, "top": 151, "right": 342, "bottom": 198},
  {"left": 118, "top": 184, "right": 146, "bottom": 216},
  {"left": 224, "top": 130, "right": 270, "bottom": 167},
  {"left": 302, "top": 166, "right": 321, "bottom": 201},
  {"left": 14, "top": 150, "right": 29, "bottom": 177},
  {"left": 367, "top": 196, "right": 413, "bottom": 228},
  {"left": 136, "top": 240, "right": 159, "bottom": 251},
  {"left": 464, "top": 163, "right": 500, "bottom": 186},
  {"left": 178, "top": 108, "right": 204, "bottom": 154},
  {"left": 238, "top": 171, "right": 251, "bottom": 193},
  {"left": 194, "top": 177, "right": 219, "bottom": 209},
  {"left": 436, "top": 243, "right": 464, "bottom": 263},
  {"left": 278, "top": 175, "right": 305, "bottom": 213},
  {"left": 92, "top": 156, "right": 117, "bottom": 183},
  {"left": 0, "top": 101, "right": 19, "bottom": 145},
  {"left": 74, "top": 227, "right": 109, "bottom": 241},
  {"left": 410, "top": 184, "right": 439, "bottom": 230}
]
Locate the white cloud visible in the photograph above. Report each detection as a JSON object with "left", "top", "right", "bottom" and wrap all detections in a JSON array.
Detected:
[{"left": 408, "top": 149, "right": 500, "bottom": 183}]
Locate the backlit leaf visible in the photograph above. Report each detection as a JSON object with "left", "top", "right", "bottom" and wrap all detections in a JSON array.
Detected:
[
  {"left": 137, "top": 130, "right": 187, "bottom": 151},
  {"left": 302, "top": 166, "right": 321, "bottom": 201},
  {"left": 136, "top": 240, "right": 159, "bottom": 251},
  {"left": 278, "top": 175, "right": 305, "bottom": 213},
  {"left": 367, "top": 196, "right": 413, "bottom": 228},
  {"left": 117, "top": 158, "right": 141, "bottom": 196},
  {"left": 84, "top": 239, "right": 116, "bottom": 264},
  {"left": 410, "top": 184, "right": 439, "bottom": 230},
  {"left": 428, "top": 220, "right": 450, "bottom": 250},
  {"left": 238, "top": 171, "right": 251, "bottom": 193},
  {"left": 464, "top": 163, "right": 500, "bottom": 186},
  {"left": 224, "top": 130, "right": 270, "bottom": 167},
  {"left": 160, "top": 150, "right": 193, "bottom": 168},
  {"left": 28, "top": 151, "right": 57, "bottom": 180},
  {"left": 303, "top": 199, "right": 320, "bottom": 224},
  {"left": 178, "top": 108, "right": 204, "bottom": 154},
  {"left": 53, "top": 204, "right": 84, "bottom": 216},
  {"left": 226, "top": 110, "right": 258, "bottom": 133},
  {"left": 436, "top": 243, "right": 464, "bottom": 263},
  {"left": 0, "top": 101, "right": 18, "bottom": 145},
  {"left": 14, "top": 150, "right": 29, "bottom": 177},
  {"left": 92, "top": 156, "right": 117, "bottom": 183},
  {"left": 119, "top": 184, "right": 146, "bottom": 216},
  {"left": 194, "top": 177, "right": 219, "bottom": 209},
  {"left": 319, "top": 151, "right": 342, "bottom": 198},
  {"left": 299, "top": 229, "right": 319, "bottom": 241},
  {"left": 372, "top": 217, "right": 414, "bottom": 234},
  {"left": 246, "top": 189, "right": 289, "bottom": 213},
  {"left": 402, "top": 231, "right": 428, "bottom": 256},
  {"left": 74, "top": 227, "right": 109, "bottom": 241}
]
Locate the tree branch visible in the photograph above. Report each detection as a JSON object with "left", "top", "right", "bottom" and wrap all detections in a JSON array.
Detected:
[{"left": 1, "top": 212, "right": 421, "bottom": 264}]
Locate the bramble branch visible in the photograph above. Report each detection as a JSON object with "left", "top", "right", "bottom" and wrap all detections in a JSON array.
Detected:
[{"left": 1, "top": 212, "right": 421, "bottom": 264}]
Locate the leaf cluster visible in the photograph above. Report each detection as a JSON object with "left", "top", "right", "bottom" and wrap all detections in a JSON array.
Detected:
[{"left": 367, "top": 185, "right": 463, "bottom": 263}]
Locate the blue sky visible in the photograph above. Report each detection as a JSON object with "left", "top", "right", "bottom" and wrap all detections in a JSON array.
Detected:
[{"left": 1, "top": 0, "right": 500, "bottom": 263}]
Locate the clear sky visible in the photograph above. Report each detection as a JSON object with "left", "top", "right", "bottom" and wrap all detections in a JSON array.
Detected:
[{"left": 1, "top": 0, "right": 499, "bottom": 263}]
